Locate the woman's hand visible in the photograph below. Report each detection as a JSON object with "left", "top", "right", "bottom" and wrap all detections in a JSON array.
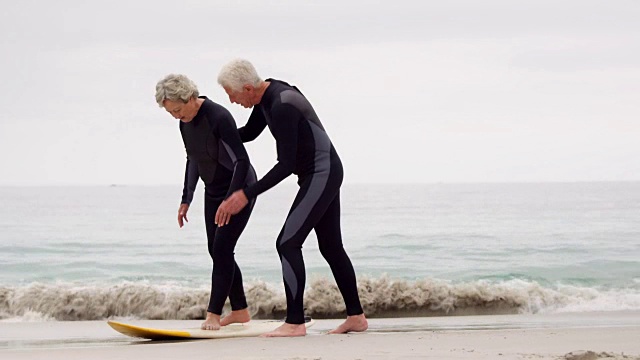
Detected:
[{"left": 178, "top": 203, "right": 190, "bottom": 228}]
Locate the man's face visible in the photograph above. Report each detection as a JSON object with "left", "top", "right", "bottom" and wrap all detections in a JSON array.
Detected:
[
  {"left": 224, "top": 86, "right": 254, "bottom": 108},
  {"left": 163, "top": 98, "right": 197, "bottom": 122}
]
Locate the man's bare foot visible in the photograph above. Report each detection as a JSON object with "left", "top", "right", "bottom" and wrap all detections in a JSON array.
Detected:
[
  {"left": 201, "top": 312, "right": 221, "bottom": 330},
  {"left": 328, "top": 314, "right": 368, "bottom": 334},
  {"left": 260, "top": 322, "right": 306, "bottom": 337},
  {"left": 220, "top": 308, "right": 251, "bottom": 326}
]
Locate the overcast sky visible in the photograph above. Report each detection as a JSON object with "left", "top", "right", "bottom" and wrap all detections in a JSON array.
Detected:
[{"left": 1, "top": 0, "right": 638, "bottom": 185}]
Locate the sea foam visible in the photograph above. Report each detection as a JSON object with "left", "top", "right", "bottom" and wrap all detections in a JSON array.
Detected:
[{"left": 1, "top": 276, "right": 639, "bottom": 321}]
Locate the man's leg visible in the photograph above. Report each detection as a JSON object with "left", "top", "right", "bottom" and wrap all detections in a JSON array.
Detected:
[
  {"left": 263, "top": 173, "right": 336, "bottom": 337},
  {"left": 314, "top": 191, "right": 368, "bottom": 334}
]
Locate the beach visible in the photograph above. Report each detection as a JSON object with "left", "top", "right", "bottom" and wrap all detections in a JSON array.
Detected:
[
  {"left": 3, "top": 0, "right": 640, "bottom": 356},
  {"left": 2, "top": 311, "right": 639, "bottom": 359}
]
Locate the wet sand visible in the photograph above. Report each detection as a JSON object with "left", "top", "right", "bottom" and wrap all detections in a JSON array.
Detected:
[{"left": 1, "top": 311, "right": 639, "bottom": 359}]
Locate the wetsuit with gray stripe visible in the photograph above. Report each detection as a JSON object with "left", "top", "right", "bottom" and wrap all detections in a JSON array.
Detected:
[
  {"left": 180, "top": 96, "right": 257, "bottom": 316},
  {"left": 241, "top": 80, "right": 363, "bottom": 324}
]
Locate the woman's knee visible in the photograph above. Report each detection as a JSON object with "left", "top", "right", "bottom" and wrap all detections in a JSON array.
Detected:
[
  {"left": 319, "top": 241, "right": 347, "bottom": 261},
  {"left": 211, "top": 240, "right": 235, "bottom": 260}
]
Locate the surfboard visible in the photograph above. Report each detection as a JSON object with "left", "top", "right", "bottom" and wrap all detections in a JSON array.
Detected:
[{"left": 107, "top": 319, "right": 315, "bottom": 340}]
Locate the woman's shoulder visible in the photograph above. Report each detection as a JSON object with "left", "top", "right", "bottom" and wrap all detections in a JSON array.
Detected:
[{"left": 201, "top": 97, "right": 233, "bottom": 118}]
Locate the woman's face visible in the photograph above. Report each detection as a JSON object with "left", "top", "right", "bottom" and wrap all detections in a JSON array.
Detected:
[{"left": 163, "top": 97, "right": 198, "bottom": 122}]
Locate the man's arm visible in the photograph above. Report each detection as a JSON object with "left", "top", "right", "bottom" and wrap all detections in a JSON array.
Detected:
[
  {"left": 243, "top": 103, "right": 300, "bottom": 199},
  {"left": 238, "top": 106, "right": 267, "bottom": 142}
]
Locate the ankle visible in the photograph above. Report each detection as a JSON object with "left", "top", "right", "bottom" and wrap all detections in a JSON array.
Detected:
[{"left": 206, "top": 312, "right": 221, "bottom": 320}]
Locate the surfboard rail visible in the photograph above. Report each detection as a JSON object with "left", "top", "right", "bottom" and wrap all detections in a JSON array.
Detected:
[{"left": 107, "top": 319, "right": 315, "bottom": 340}]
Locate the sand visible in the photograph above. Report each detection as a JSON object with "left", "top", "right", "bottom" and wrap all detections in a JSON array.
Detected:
[{"left": 1, "top": 311, "right": 639, "bottom": 359}]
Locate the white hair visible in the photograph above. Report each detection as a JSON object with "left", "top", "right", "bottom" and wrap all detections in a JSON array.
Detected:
[
  {"left": 217, "top": 59, "right": 262, "bottom": 92},
  {"left": 155, "top": 74, "right": 199, "bottom": 107}
]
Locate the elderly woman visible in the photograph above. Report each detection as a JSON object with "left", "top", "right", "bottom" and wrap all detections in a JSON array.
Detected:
[{"left": 155, "top": 74, "right": 257, "bottom": 330}]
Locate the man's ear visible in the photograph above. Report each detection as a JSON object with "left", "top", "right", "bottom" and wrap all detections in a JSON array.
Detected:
[{"left": 243, "top": 84, "right": 253, "bottom": 92}]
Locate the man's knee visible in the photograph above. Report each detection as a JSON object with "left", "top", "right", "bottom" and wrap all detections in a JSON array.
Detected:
[{"left": 276, "top": 238, "right": 303, "bottom": 256}]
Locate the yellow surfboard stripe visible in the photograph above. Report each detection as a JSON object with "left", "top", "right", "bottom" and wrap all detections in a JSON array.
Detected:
[{"left": 108, "top": 321, "right": 192, "bottom": 339}]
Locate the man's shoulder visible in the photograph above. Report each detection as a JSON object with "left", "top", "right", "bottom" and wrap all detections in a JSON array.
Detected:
[{"left": 266, "top": 78, "right": 292, "bottom": 88}]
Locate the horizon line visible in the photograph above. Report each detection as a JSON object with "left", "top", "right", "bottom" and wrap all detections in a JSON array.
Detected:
[{"left": 1, "top": 180, "right": 639, "bottom": 187}]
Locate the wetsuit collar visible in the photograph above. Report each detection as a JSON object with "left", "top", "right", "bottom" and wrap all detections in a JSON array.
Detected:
[
  {"left": 259, "top": 79, "right": 277, "bottom": 105},
  {"left": 190, "top": 96, "right": 209, "bottom": 122}
]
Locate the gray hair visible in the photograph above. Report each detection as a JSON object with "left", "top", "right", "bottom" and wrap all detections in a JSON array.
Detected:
[
  {"left": 217, "top": 59, "right": 262, "bottom": 92},
  {"left": 155, "top": 74, "right": 199, "bottom": 107}
]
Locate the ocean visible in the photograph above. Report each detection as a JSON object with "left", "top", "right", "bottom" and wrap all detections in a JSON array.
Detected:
[{"left": 1, "top": 182, "right": 639, "bottom": 322}]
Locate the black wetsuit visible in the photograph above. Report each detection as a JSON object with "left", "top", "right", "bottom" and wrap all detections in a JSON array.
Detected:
[
  {"left": 240, "top": 80, "right": 364, "bottom": 324},
  {"left": 180, "top": 97, "right": 256, "bottom": 316}
]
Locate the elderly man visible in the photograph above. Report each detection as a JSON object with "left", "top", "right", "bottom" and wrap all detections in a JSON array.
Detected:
[{"left": 215, "top": 59, "right": 368, "bottom": 337}]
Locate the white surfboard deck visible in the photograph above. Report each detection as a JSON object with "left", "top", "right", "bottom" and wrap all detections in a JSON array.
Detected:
[{"left": 108, "top": 319, "right": 315, "bottom": 340}]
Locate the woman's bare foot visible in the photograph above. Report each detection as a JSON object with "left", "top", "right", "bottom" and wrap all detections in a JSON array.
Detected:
[
  {"left": 220, "top": 308, "right": 251, "bottom": 326},
  {"left": 260, "top": 322, "right": 307, "bottom": 337},
  {"left": 328, "top": 314, "right": 368, "bottom": 334},
  {"left": 201, "top": 312, "right": 221, "bottom": 330}
]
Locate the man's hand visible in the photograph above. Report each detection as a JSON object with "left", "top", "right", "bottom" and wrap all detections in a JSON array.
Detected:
[
  {"left": 178, "top": 203, "right": 190, "bottom": 228},
  {"left": 215, "top": 190, "right": 249, "bottom": 226}
]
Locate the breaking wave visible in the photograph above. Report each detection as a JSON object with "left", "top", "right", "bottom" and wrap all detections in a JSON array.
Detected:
[{"left": 1, "top": 276, "right": 639, "bottom": 321}]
